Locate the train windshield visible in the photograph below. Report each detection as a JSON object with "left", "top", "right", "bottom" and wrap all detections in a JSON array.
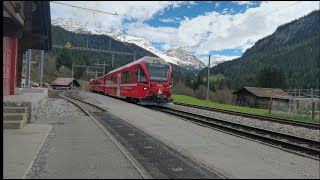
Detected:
[{"left": 145, "top": 63, "right": 170, "bottom": 83}]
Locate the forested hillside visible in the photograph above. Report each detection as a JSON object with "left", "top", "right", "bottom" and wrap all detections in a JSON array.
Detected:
[{"left": 200, "top": 10, "right": 320, "bottom": 90}]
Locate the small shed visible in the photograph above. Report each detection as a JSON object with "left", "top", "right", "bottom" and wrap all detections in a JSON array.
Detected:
[
  {"left": 50, "top": 78, "right": 80, "bottom": 90},
  {"left": 233, "top": 87, "right": 292, "bottom": 109}
]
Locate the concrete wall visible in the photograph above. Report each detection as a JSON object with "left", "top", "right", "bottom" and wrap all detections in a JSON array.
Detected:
[{"left": 3, "top": 88, "right": 48, "bottom": 123}]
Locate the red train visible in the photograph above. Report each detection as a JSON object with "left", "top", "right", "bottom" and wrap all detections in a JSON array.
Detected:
[{"left": 89, "top": 56, "right": 173, "bottom": 105}]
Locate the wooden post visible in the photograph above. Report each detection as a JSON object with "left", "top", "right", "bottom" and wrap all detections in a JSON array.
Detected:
[
  {"left": 40, "top": 50, "right": 44, "bottom": 87},
  {"left": 10, "top": 37, "right": 17, "bottom": 95},
  {"left": 268, "top": 97, "right": 273, "bottom": 114},
  {"left": 311, "top": 88, "right": 315, "bottom": 120},
  {"left": 25, "top": 49, "right": 31, "bottom": 87}
]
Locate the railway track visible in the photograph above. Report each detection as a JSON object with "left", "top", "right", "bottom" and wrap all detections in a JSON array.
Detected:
[
  {"left": 173, "top": 102, "right": 320, "bottom": 129},
  {"left": 60, "top": 92, "right": 320, "bottom": 158},
  {"left": 59, "top": 92, "right": 106, "bottom": 114},
  {"left": 59, "top": 92, "right": 226, "bottom": 178},
  {"left": 152, "top": 106, "right": 320, "bottom": 159}
]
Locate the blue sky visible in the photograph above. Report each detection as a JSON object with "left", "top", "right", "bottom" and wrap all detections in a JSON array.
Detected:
[{"left": 51, "top": 1, "right": 319, "bottom": 65}]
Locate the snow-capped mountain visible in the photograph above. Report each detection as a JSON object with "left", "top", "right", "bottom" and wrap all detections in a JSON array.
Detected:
[
  {"left": 52, "top": 18, "right": 205, "bottom": 71},
  {"left": 165, "top": 47, "right": 206, "bottom": 70}
]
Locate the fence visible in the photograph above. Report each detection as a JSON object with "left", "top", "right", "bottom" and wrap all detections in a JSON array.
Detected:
[{"left": 270, "top": 88, "right": 320, "bottom": 121}]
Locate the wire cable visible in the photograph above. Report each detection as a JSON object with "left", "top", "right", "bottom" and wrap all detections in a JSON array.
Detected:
[{"left": 51, "top": 1, "right": 118, "bottom": 16}]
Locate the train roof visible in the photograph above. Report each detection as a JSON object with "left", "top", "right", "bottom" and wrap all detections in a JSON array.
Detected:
[{"left": 107, "top": 56, "right": 169, "bottom": 75}]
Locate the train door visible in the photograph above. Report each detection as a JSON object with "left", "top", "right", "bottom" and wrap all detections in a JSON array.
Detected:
[{"left": 117, "top": 73, "right": 121, "bottom": 97}]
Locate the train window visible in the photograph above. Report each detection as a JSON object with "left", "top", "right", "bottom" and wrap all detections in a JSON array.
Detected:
[
  {"left": 145, "top": 63, "right": 170, "bottom": 83},
  {"left": 111, "top": 76, "right": 114, "bottom": 84},
  {"left": 127, "top": 71, "right": 132, "bottom": 83},
  {"left": 170, "top": 72, "right": 173, "bottom": 85},
  {"left": 121, "top": 72, "right": 127, "bottom": 83},
  {"left": 134, "top": 68, "right": 139, "bottom": 82},
  {"left": 139, "top": 68, "right": 147, "bottom": 84}
]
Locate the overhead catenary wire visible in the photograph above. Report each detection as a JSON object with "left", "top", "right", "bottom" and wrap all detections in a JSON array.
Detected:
[{"left": 51, "top": 1, "right": 118, "bottom": 16}]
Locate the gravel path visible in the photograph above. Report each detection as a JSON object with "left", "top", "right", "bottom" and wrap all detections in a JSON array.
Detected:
[
  {"left": 165, "top": 104, "right": 320, "bottom": 141},
  {"left": 38, "top": 98, "right": 87, "bottom": 118}
]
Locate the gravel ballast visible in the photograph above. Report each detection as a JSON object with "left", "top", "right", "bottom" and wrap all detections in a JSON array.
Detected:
[{"left": 38, "top": 98, "right": 87, "bottom": 118}]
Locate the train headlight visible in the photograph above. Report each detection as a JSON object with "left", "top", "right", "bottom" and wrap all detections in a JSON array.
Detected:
[{"left": 143, "top": 87, "right": 147, "bottom": 90}]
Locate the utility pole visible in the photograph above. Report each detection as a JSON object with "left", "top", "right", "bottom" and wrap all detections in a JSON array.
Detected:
[
  {"left": 206, "top": 54, "right": 211, "bottom": 101},
  {"left": 71, "top": 62, "right": 74, "bottom": 79},
  {"left": 311, "top": 88, "right": 315, "bottom": 120},
  {"left": 103, "top": 60, "right": 105, "bottom": 75},
  {"left": 39, "top": 50, "right": 44, "bottom": 87},
  {"left": 25, "top": 49, "right": 31, "bottom": 87},
  {"left": 112, "top": 54, "right": 115, "bottom": 68},
  {"left": 71, "top": 57, "right": 74, "bottom": 87},
  {"left": 87, "top": 33, "right": 89, "bottom": 48},
  {"left": 38, "top": 52, "right": 41, "bottom": 85}
]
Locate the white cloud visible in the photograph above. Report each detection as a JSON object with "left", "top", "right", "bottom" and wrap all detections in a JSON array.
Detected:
[
  {"left": 232, "top": 1, "right": 255, "bottom": 5},
  {"left": 200, "top": 54, "right": 241, "bottom": 67},
  {"left": 161, "top": 44, "right": 171, "bottom": 51},
  {"left": 125, "top": 23, "right": 178, "bottom": 45},
  {"left": 215, "top": 2, "right": 221, "bottom": 8},
  {"left": 159, "top": 18, "right": 175, "bottom": 23},
  {"left": 241, "top": 41, "right": 255, "bottom": 53},
  {"left": 195, "top": 1, "right": 319, "bottom": 54},
  {"left": 222, "top": 8, "right": 229, "bottom": 14}
]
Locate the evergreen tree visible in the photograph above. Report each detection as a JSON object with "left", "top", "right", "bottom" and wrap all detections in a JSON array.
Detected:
[
  {"left": 256, "top": 66, "right": 288, "bottom": 89},
  {"left": 185, "top": 75, "right": 193, "bottom": 88}
]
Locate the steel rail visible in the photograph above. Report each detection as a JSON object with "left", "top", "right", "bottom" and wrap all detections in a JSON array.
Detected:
[
  {"left": 152, "top": 106, "right": 320, "bottom": 158},
  {"left": 173, "top": 102, "right": 320, "bottom": 129}
]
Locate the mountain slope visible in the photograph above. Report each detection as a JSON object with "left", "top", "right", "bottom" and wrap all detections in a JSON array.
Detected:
[
  {"left": 51, "top": 18, "right": 205, "bottom": 71},
  {"left": 200, "top": 10, "right": 320, "bottom": 90}
]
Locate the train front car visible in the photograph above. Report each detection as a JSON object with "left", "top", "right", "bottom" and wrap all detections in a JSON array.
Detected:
[{"left": 139, "top": 57, "right": 173, "bottom": 106}]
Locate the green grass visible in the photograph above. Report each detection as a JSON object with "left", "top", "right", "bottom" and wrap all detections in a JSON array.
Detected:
[{"left": 172, "top": 94, "right": 320, "bottom": 125}]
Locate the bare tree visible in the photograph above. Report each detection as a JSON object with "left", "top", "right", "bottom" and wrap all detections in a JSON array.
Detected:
[
  {"left": 211, "top": 87, "right": 234, "bottom": 104},
  {"left": 173, "top": 82, "right": 195, "bottom": 97}
]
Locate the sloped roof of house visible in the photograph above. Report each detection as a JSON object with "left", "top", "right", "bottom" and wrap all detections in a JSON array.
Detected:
[
  {"left": 51, "top": 78, "right": 79, "bottom": 86},
  {"left": 233, "top": 86, "right": 292, "bottom": 99}
]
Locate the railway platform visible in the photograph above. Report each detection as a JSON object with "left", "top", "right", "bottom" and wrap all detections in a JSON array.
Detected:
[
  {"left": 3, "top": 87, "right": 48, "bottom": 124},
  {"left": 3, "top": 124, "right": 52, "bottom": 178}
]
